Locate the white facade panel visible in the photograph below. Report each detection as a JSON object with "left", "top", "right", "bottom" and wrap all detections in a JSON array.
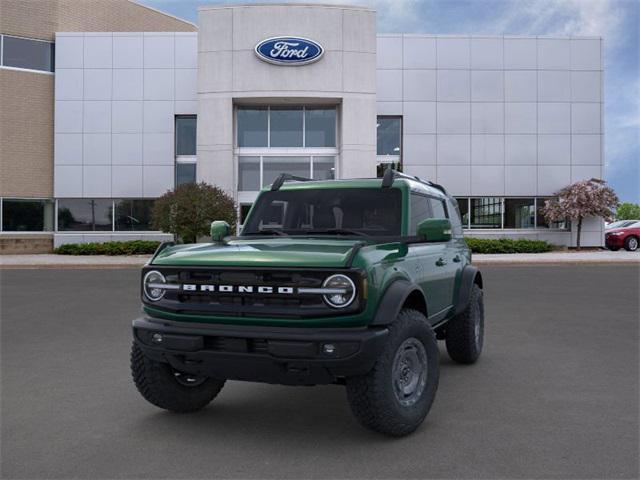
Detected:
[{"left": 55, "top": 32, "right": 197, "bottom": 198}]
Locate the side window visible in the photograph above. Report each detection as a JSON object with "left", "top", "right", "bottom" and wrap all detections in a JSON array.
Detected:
[
  {"left": 429, "top": 198, "right": 447, "bottom": 219},
  {"left": 409, "top": 194, "right": 432, "bottom": 234},
  {"left": 447, "top": 199, "right": 464, "bottom": 237}
]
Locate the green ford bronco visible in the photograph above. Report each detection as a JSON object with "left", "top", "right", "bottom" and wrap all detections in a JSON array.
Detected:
[{"left": 131, "top": 170, "right": 484, "bottom": 436}]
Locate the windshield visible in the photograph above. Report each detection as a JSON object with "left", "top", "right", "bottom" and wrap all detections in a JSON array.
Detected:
[
  {"left": 607, "top": 220, "right": 637, "bottom": 229},
  {"left": 241, "top": 188, "right": 402, "bottom": 237}
]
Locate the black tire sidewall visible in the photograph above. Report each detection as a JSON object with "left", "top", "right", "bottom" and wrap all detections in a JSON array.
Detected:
[{"left": 624, "top": 236, "right": 638, "bottom": 251}]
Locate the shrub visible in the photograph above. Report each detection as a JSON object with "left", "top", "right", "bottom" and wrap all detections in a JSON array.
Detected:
[
  {"left": 54, "top": 240, "right": 161, "bottom": 256},
  {"left": 464, "top": 237, "right": 553, "bottom": 254}
]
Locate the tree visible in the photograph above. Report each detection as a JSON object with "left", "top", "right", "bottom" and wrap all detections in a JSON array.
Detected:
[
  {"left": 542, "top": 178, "right": 619, "bottom": 250},
  {"left": 616, "top": 202, "right": 640, "bottom": 220},
  {"left": 152, "top": 182, "right": 236, "bottom": 243}
]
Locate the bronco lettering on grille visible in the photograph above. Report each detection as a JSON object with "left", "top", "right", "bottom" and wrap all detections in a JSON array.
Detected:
[{"left": 182, "top": 284, "right": 295, "bottom": 294}]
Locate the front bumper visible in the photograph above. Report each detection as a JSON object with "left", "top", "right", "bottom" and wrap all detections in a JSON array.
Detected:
[
  {"left": 133, "top": 317, "right": 388, "bottom": 386},
  {"left": 605, "top": 235, "right": 624, "bottom": 248}
]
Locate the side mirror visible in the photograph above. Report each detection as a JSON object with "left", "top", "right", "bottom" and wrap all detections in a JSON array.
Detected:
[
  {"left": 417, "top": 218, "right": 452, "bottom": 242},
  {"left": 210, "top": 220, "right": 231, "bottom": 243}
]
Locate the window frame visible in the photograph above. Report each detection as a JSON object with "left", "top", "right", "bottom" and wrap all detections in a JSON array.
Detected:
[
  {"left": 376, "top": 115, "right": 403, "bottom": 174},
  {"left": 175, "top": 115, "right": 197, "bottom": 186},
  {"left": 0, "top": 34, "right": 55, "bottom": 75}
]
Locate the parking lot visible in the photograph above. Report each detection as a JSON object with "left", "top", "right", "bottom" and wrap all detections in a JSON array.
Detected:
[{"left": 1, "top": 266, "right": 638, "bottom": 479}]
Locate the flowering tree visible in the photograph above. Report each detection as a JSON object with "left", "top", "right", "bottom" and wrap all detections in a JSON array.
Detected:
[
  {"left": 152, "top": 182, "right": 236, "bottom": 243},
  {"left": 543, "top": 178, "right": 619, "bottom": 250}
]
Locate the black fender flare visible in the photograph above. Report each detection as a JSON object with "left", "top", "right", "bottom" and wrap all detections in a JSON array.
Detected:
[
  {"left": 454, "top": 265, "right": 483, "bottom": 315},
  {"left": 370, "top": 279, "right": 427, "bottom": 326}
]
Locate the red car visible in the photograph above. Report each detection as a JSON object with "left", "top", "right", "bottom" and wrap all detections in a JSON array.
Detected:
[{"left": 605, "top": 221, "right": 640, "bottom": 251}]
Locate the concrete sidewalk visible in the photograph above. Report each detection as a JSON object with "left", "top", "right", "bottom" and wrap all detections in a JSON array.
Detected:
[{"left": 1, "top": 250, "right": 639, "bottom": 268}]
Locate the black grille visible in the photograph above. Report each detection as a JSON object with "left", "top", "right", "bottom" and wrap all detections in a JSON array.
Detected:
[{"left": 143, "top": 267, "right": 364, "bottom": 319}]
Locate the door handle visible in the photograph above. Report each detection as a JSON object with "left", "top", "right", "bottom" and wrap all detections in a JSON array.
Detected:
[
  {"left": 436, "top": 257, "right": 447, "bottom": 267},
  {"left": 453, "top": 255, "right": 461, "bottom": 263}
]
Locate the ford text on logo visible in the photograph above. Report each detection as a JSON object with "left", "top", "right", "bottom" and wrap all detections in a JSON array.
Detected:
[{"left": 254, "top": 37, "right": 324, "bottom": 66}]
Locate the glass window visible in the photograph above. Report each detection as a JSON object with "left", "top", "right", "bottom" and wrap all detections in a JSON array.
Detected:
[
  {"left": 470, "top": 197, "right": 502, "bottom": 229},
  {"left": 536, "top": 198, "right": 569, "bottom": 229},
  {"left": 242, "top": 188, "right": 402, "bottom": 237},
  {"left": 504, "top": 198, "right": 535, "bottom": 228},
  {"left": 448, "top": 199, "right": 464, "bottom": 237},
  {"left": 240, "top": 204, "right": 252, "bottom": 225},
  {"left": 57, "top": 199, "right": 112, "bottom": 231},
  {"left": 305, "top": 108, "right": 336, "bottom": 147},
  {"left": 455, "top": 198, "right": 469, "bottom": 228},
  {"left": 429, "top": 198, "right": 447, "bottom": 219},
  {"left": 377, "top": 117, "right": 402, "bottom": 156},
  {"left": 175, "top": 116, "right": 196, "bottom": 156},
  {"left": 270, "top": 107, "right": 303, "bottom": 147},
  {"left": 2, "top": 199, "right": 53, "bottom": 231},
  {"left": 409, "top": 194, "right": 432, "bottom": 234},
  {"left": 114, "top": 199, "right": 155, "bottom": 231},
  {"left": 176, "top": 163, "right": 196, "bottom": 186},
  {"left": 312, "top": 157, "right": 335, "bottom": 180},
  {"left": 237, "top": 107, "right": 268, "bottom": 147},
  {"left": 262, "top": 156, "right": 310, "bottom": 187},
  {"left": 2, "top": 35, "right": 54, "bottom": 72},
  {"left": 238, "top": 156, "right": 260, "bottom": 191}
]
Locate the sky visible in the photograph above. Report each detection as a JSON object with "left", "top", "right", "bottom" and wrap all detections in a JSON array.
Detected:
[{"left": 141, "top": 0, "right": 639, "bottom": 203}]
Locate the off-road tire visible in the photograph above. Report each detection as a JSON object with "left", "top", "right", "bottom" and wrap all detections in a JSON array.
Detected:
[
  {"left": 345, "top": 309, "right": 439, "bottom": 437},
  {"left": 445, "top": 283, "right": 484, "bottom": 364},
  {"left": 131, "top": 342, "right": 225, "bottom": 413},
  {"left": 624, "top": 236, "right": 638, "bottom": 252}
]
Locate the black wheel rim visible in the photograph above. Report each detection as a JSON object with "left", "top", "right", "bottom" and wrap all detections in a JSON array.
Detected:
[
  {"left": 392, "top": 337, "right": 428, "bottom": 407},
  {"left": 173, "top": 370, "right": 207, "bottom": 387}
]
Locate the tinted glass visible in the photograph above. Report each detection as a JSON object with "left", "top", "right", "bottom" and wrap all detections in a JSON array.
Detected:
[
  {"left": 409, "top": 194, "right": 432, "bottom": 234},
  {"left": 237, "top": 107, "right": 268, "bottom": 147},
  {"left": 175, "top": 116, "right": 196, "bottom": 155},
  {"left": 242, "top": 188, "right": 402, "bottom": 237},
  {"left": 429, "top": 198, "right": 447, "bottom": 219},
  {"left": 313, "top": 157, "right": 335, "bottom": 180},
  {"left": 238, "top": 156, "right": 260, "bottom": 191},
  {"left": 2, "top": 199, "right": 53, "bottom": 231},
  {"left": 270, "top": 107, "right": 303, "bottom": 147},
  {"left": 176, "top": 163, "right": 196, "bottom": 186},
  {"left": 305, "top": 108, "right": 336, "bottom": 147},
  {"left": 2, "top": 36, "right": 54, "bottom": 72},
  {"left": 262, "top": 156, "right": 310, "bottom": 187},
  {"left": 455, "top": 197, "right": 469, "bottom": 228},
  {"left": 536, "top": 197, "right": 568, "bottom": 229},
  {"left": 471, "top": 197, "right": 502, "bottom": 229},
  {"left": 114, "top": 199, "right": 154, "bottom": 231},
  {"left": 240, "top": 204, "right": 252, "bottom": 224},
  {"left": 57, "top": 199, "right": 112, "bottom": 231},
  {"left": 504, "top": 198, "right": 535, "bottom": 228},
  {"left": 448, "top": 199, "right": 464, "bottom": 236},
  {"left": 377, "top": 117, "right": 401, "bottom": 156}
]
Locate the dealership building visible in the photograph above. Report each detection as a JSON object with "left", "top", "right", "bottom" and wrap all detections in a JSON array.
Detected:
[{"left": 0, "top": 2, "right": 605, "bottom": 252}]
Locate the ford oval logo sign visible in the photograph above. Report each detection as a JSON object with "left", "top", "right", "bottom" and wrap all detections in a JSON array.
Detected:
[{"left": 255, "top": 37, "right": 324, "bottom": 66}]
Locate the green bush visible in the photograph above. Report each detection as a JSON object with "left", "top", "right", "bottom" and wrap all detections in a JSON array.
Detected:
[
  {"left": 54, "top": 240, "right": 161, "bottom": 256},
  {"left": 464, "top": 237, "right": 553, "bottom": 254}
]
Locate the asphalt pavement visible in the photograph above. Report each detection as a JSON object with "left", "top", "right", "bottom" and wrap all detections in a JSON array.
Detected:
[{"left": 1, "top": 266, "right": 638, "bottom": 479}]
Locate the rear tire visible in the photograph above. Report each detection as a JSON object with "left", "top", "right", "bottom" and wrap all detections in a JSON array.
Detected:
[
  {"left": 624, "top": 236, "right": 638, "bottom": 252},
  {"left": 445, "top": 284, "right": 484, "bottom": 364},
  {"left": 131, "top": 342, "right": 225, "bottom": 413},
  {"left": 345, "top": 309, "right": 439, "bottom": 437}
]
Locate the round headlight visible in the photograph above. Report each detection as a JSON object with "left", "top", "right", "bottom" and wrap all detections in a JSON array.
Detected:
[
  {"left": 322, "top": 274, "right": 356, "bottom": 308},
  {"left": 143, "top": 270, "right": 166, "bottom": 302}
]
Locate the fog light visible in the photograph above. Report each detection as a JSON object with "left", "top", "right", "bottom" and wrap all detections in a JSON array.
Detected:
[
  {"left": 152, "top": 333, "right": 163, "bottom": 344},
  {"left": 323, "top": 343, "right": 336, "bottom": 355}
]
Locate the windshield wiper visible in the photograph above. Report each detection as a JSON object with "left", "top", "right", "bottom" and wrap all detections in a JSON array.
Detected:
[
  {"left": 304, "top": 228, "right": 370, "bottom": 237},
  {"left": 252, "top": 229, "right": 289, "bottom": 236}
]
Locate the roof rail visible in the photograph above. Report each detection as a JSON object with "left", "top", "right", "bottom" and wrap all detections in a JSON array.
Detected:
[
  {"left": 380, "top": 168, "right": 448, "bottom": 195},
  {"left": 270, "top": 173, "right": 313, "bottom": 191}
]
